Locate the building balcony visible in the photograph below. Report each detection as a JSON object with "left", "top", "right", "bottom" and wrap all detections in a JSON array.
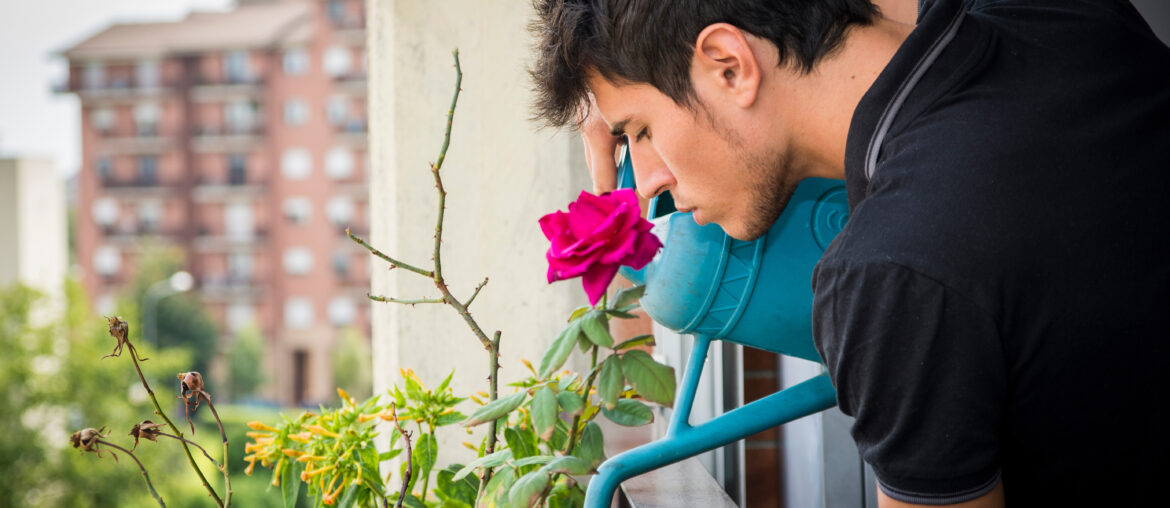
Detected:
[
  {"left": 102, "top": 225, "right": 184, "bottom": 246},
  {"left": 194, "top": 227, "right": 269, "bottom": 251},
  {"left": 62, "top": 78, "right": 175, "bottom": 103},
  {"left": 333, "top": 120, "right": 368, "bottom": 148},
  {"left": 99, "top": 178, "right": 178, "bottom": 198},
  {"left": 200, "top": 274, "right": 266, "bottom": 301},
  {"left": 331, "top": 17, "right": 366, "bottom": 45},
  {"left": 192, "top": 179, "right": 265, "bottom": 202},
  {"left": 191, "top": 125, "right": 266, "bottom": 153},
  {"left": 92, "top": 129, "right": 174, "bottom": 154},
  {"left": 191, "top": 77, "right": 265, "bottom": 102},
  {"left": 333, "top": 73, "right": 367, "bottom": 95}
]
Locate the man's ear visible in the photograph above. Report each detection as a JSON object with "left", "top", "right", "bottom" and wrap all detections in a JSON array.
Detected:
[{"left": 693, "top": 23, "right": 761, "bottom": 109}]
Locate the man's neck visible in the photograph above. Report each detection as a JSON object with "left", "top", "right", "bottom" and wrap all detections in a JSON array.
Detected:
[{"left": 782, "top": 15, "right": 914, "bottom": 180}]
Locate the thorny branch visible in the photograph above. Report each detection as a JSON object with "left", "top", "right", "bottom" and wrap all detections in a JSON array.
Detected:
[
  {"left": 97, "top": 439, "right": 167, "bottom": 508},
  {"left": 389, "top": 402, "right": 412, "bottom": 508},
  {"left": 349, "top": 49, "right": 506, "bottom": 501}
]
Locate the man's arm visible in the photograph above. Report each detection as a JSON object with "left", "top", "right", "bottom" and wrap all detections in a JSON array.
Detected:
[
  {"left": 579, "top": 96, "right": 622, "bottom": 194},
  {"left": 879, "top": 481, "right": 1004, "bottom": 508}
]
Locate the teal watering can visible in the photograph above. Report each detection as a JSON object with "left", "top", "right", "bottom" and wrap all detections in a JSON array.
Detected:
[{"left": 583, "top": 148, "right": 849, "bottom": 507}]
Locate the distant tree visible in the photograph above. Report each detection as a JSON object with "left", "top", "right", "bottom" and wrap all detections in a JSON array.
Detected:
[
  {"left": 331, "top": 327, "right": 372, "bottom": 400},
  {"left": 0, "top": 280, "right": 206, "bottom": 508},
  {"left": 226, "top": 324, "right": 266, "bottom": 402},
  {"left": 125, "top": 247, "right": 218, "bottom": 377}
]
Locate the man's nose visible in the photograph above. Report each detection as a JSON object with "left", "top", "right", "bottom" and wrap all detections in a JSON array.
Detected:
[{"left": 628, "top": 141, "right": 674, "bottom": 201}]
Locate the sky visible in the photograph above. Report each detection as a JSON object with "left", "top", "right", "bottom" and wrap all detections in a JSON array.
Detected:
[{"left": 0, "top": 0, "right": 234, "bottom": 176}]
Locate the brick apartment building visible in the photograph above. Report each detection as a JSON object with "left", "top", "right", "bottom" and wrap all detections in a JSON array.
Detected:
[{"left": 63, "top": 0, "right": 369, "bottom": 406}]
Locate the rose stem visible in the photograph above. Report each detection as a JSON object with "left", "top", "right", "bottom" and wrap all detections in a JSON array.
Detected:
[
  {"left": 97, "top": 439, "right": 167, "bottom": 508},
  {"left": 126, "top": 343, "right": 223, "bottom": 507}
]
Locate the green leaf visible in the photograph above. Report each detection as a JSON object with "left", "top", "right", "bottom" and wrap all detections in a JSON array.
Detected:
[
  {"left": 568, "top": 305, "right": 591, "bottom": 322},
  {"left": 577, "top": 331, "right": 593, "bottom": 353},
  {"left": 546, "top": 482, "right": 586, "bottom": 508},
  {"left": 404, "top": 373, "right": 425, "bottom": 401},
  {"left": 437, "top": 369, "right": 456, "bottom": 393},
  {"left": 378, "top": 448, "right": 402, "bottom": 461},
  {"left": 336, "top": 483, "right": 359, "bottom": 508},
  {"left": 412, "top": 433, "right": 438, "bottom": 486},
  {"left": 540, "top": 455, "right": 596, "bottom": 475},
  {"left": 531, "top": 386, "right": 558, "bottom": 441},
  {"left": 614, "top": 334, "right": 655, "bottom": 351},
  {"left": 509, "top": 471, "right": 551, "bottom": 508},
  {"left": 611, "top": 284, "right": 645, "bottom": 309},
  {"left": 504, "top": 427, "right": 539, "bottom": 461},
  {"left": 556, "top": 391, "right": 584, "bottom": 416},
  {"left": 435, "top": 410, "right": 468, "bottom": 427},
  {"left": 281, "top": 461, "right": 302, "bottom": 508},
  {"left": 539, "top": 321, "right": 580, "bottom": 378},
  {"left": 452, "top": 449, "right": 512, "bottom": 481},
  {"left": 436, "top": 464, "right": 478, "bottom": 506},
  {"left": 482, "top": 467, "right": 516, "bottom": 508},
  {"left": 619, "top": 350, "right": 677, "bottom": 407},
  {"left": 605, "top": 309, "right": 638, "bottom": 319},
  {"left": 572, "top": 422, "right": 605, "bottom": 467},
  {"left": 463, "top": 391, "right": 527, "bottom": 427},
  {"left": 549, "top": 418, "right": 570, "bottom": 452},
  {"left": 580, "top": 311, "right": 614, "bottom": 348},
  {"left": 597, "top": 355, "right": 624, "bottom": 410},
  {"left": 601, "top": 398, "right": 655, "bottom": 426},
  {"left": 513, "top": 455, "right": 557, "bottom": 467}
]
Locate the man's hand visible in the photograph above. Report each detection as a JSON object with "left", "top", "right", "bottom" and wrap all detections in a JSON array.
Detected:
[{"left": 579, "top": 96, "right": 623, "bottom": 194}]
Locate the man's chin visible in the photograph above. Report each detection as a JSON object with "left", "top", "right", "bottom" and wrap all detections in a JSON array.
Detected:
[{"left": 716, "top": 221, "right": 767, "bottom": 242}]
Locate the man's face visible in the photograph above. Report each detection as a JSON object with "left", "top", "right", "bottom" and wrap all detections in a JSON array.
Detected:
[{"left": 587, "top": 75, "right": 799, "bottom": 241}]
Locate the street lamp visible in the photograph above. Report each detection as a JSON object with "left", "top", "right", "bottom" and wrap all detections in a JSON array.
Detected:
[{"left": 143, "top": 271, "right": 194, "bottom": 347}]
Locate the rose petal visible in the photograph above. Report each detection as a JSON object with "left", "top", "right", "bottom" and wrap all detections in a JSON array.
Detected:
[
  {"left": 581, "top": 263, "right": 621, "bottom": 305},
  {"left": 567, "top": 192, "right": 612, "bottom": 239},
  {"left": 538, "top": 211, "right": 571, "bottom": 241},
  {"left": 600, "top": 228, "right": 638, "bottom": 265},
  {"left": 626, "top": 229, "right": 663, "bottom": 270}
]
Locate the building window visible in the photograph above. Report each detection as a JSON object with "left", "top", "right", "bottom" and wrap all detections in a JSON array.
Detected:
[
  {"left": 224, "top": 50, "right": 252, "bottom": 83},
  {"left": 134, "top": 103, "right": 159, "bottom": 136},
  {"left": 91, "top": 107, "right": 114, "bottom": 132},
  {"left": 327, "top": 0, "right": 345, "bottom": 23},
  {"left": 284, "top": 98, "right": 309, "bottom": 126},
  {"left": 92, "top": 198, "right": 119, "bottom": 227},
  {"left": 282, "top": 196, "right": 312, "bottom": 224},
  {"left": 138, "top": 155, "right": 158, "bottom": 185},
  {"left": 93, "top": 246, "right": 121, "bottom": 276},
  {"left": 323, "top": 45, "right": 352, "bottom": 77},
  {"left": 328, "top": 296, "right": 356, "bottom": 326},
  {"left": 225, "top": 202, "right": 254, "bottom": 240},
  {"left": 283, "top": 247, "right": 314, "bottom": 275},
  {"left": 326, "top": 95, "right": 348, "bottom": 126},
  {"left": 226, "top": 303, "right": 255, "bottom": 332},
  {"left": 96, "top": 157, "right": 113, "bottom": 182},
  {"left": 325, "top": 147, "right": 354, "bottom": 179},
  {"left": 326, "top": 196, "right": 355, "bottom": 226},
  {"left": 281, "top": 148, "right": 312, "bottom": 179},
  {"left": 331, "top": 252, "right": 350, "bottom": 278},
  {"left": 224, "top": 100, "right": 257, "bottom": 134},
  {"left": 228, "top": 154, "right": 247, "bottom": 185},
  {"left": 284, "top": 298, "right": 314, "bottom": 330},
  {"left": 136, "top": 59, "right": 160, "bottom": 88},
  {"left": 137, "top": 201, "right": 162, "bottom": 232},
  {"left": 283, "top": 48, "right": 309, "bottom": 75},
  {"left": 227, "top": 252, "right": 252, "bottom": 282},
  {"left": 84, "top": 62, "right": 105, "bottom": 89}
]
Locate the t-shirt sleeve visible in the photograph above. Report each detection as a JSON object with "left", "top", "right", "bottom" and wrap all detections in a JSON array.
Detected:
[{"left": 812, "top": 259, "right": 1005, "bottom": 504}]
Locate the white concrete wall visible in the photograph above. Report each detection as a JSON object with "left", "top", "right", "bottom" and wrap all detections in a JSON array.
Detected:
[
  {"left": 0, "top": 158, "right": 67, "bottom": 321},
  {"left": 366, "top": 0, "right": 591, "bottom": 466}
]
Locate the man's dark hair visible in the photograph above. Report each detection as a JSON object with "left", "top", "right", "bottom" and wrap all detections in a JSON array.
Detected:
[{"left": 530, "top": 0, "right": 879, "bottom": 128}]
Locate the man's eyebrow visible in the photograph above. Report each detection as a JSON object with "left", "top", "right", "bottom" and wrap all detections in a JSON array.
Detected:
[{"left": 609, "top": 118, "right": 630, "bottom": 137}]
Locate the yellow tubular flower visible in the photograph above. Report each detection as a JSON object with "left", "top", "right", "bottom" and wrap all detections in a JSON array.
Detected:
[
  {"left": 288, "top": 432, "right": 313, "bottom": 444},
  {"left": 307, "top": 425, "right": 340, "bottom": 438},
  {"left": 282, "top": 448, "right": 304, "bottom": 457},
  {"left": 248, "top": 421, "right": 278, "bottom": 432}
]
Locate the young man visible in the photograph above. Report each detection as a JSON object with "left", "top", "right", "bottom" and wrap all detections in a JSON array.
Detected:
[{"left": 530, "top": 0, "right": 1170, "bottom": 506}]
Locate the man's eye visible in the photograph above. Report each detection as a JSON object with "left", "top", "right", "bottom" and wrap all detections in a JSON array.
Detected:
[{"left": 634, "top": 128, "right": 649, "bottom": 142}]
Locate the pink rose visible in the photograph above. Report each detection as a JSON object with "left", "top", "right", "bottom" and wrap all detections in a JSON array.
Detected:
[{"left": 539, "top": 189, "right": 663, "bottom": 305}]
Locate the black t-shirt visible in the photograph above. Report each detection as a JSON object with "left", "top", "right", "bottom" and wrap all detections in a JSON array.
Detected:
[{"left": 811, "top": 0, "right": 1170, "bottom": 505}]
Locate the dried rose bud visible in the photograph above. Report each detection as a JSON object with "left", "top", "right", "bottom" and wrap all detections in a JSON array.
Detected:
[
  {"left": 129, "top": 420, "right": 165, "bottom": 450},
  {"left": 71, "top": 426, "right": 108, "bottom": 455},
  {"left": 178, "top": 371, "right": 205, "bottom": 393},
  {"left": 103, "top": 316, "right": 130, "bottom": 358}
]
